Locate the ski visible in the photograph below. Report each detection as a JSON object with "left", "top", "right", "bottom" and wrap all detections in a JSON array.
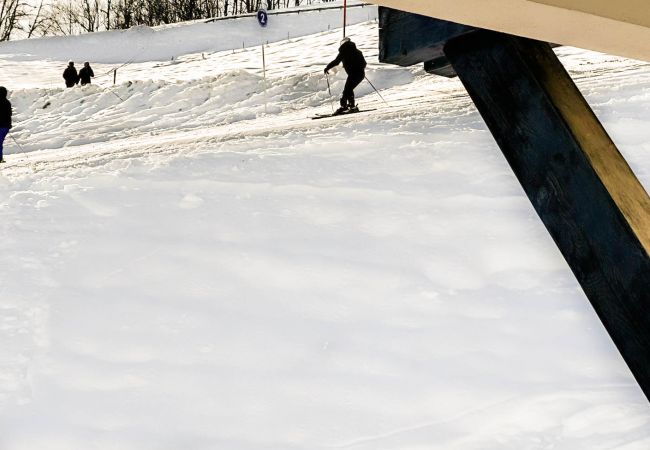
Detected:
[{"left": 311, "top": 108, "right": 376, "bottom": 120}]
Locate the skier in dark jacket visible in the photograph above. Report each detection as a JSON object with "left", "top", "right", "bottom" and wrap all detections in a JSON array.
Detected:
[
  {"left": 0, "top": 86, "right": 12, "bottom": 163},
  {"left": 63, "top": 61, "right": 79, "bottom": 88},
  {"left": 324, "top": 37, "right": 367, "bottom": 114},
  {"left": 79, "top": 61, "right": 95, "bottom": 86}
]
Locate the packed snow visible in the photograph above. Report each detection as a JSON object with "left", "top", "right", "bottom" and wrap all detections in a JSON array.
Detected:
[{"left": 1, "top": 4, "right": 650, "bottom": 449}]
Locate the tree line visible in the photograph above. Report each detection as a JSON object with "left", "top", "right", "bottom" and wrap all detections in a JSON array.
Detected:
[{"left": 0, "top": 0, "right": 323, "bottom": 40}]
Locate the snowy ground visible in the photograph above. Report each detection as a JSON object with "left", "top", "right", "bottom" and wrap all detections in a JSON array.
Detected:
[{"left": 1, "top": 7, "right": 650, "bottom": 450}]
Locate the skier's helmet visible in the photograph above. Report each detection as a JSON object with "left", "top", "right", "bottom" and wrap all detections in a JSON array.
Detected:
[
  {"left": 68, "top": 60, "right": 74, "bottom": 66},
  {"left": 0, "top": 86, "right": 6, "bottom": 98},
  {"left": 340, "top": 37, "right": 351, "bottom": 46}
]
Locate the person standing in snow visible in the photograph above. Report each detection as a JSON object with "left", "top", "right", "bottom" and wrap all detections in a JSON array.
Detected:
[
  {"left": 0, "top": 86, "right": 12, "bottom": 164},
  {"left": 63, "top": 61, "right": 79, "bottom": 88},
  {"left": 79, "top": 61, "right": 95, "bottom": 86},
  {"left": 324, "top": 37, "right": 367, "bottom": 115}
]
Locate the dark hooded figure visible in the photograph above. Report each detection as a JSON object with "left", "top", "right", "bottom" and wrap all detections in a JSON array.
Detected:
[
  {"left": 79, "top": 61, "right": 95, "bottom": 86},
  {"left": 324, "top": 37, "right": 367, "bottom": 114},
  {"left": 63, "top": 61, "right": 79, "bottom": 88},
  {"left": 0, "top": 86, "right": 12, "bottom": 163}
]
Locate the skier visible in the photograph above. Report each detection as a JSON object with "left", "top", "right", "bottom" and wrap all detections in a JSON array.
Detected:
[
  {"left": 0, "top": 86, "right": 12, "bottom": 164},
  {"left": 79, "top": 61, "right": 95, "bottom": 86},
  {"left": 63, "top": 61, "right": 79, "bottom": 88},
  {"left": 324, "top": 37, "right": 367, "bottom": 115}
]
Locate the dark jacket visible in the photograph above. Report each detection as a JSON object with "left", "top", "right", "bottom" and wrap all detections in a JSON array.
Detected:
[
  {"left": 79, "top": 66, "right": 94, "bottom": 85},
  {"left": 0, "top": 89, "right": 11, "bottom": 129},
  {"left": 325, "top": 40, "right": 367, "bottom": 76},
  {"left": 63, "top": 66, "right": 79, "bottom": 87}
]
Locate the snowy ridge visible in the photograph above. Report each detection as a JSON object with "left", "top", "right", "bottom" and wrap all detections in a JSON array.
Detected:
[
  {"left": 7, "top": 65, "right": 413, "bottom": 155},
  {"left": 1, "top": 9, "right": 650, "bottom": 450}
]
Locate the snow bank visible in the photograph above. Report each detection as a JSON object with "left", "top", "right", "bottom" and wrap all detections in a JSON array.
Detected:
[
  {"left": 0, "top": 2, "right": 377, "bottom": 64},
  {"left": 5, "top": 63, "right": 412, "bottom": 153}
]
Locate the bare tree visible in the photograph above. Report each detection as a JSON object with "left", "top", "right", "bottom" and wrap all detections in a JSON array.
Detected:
[
  {"left": 110, "top": 0, "right": 134, "bottom": 29},
  {"left": 201, "top": 0, "right": 220, "bottom": 18},
  {"left": 0, "top": 0, "right": 26, "bottom": 41},
  {"left": 46, "top": 1, "right": 79, "bottom": 35},
  {"left": 24, "top": 0, "right": 51, "bottom": 38},
  {"left": 173, "top": 0, "right": 203, "bottom": 22},
  {"left": 15, "top": 0, "right": 324, "bottom": 40},
  {"left": 102, "top": 0, "right": 111, "bottom": 30},
  {"left": 78, "top": 0, "right": 101, "bottom": 32}
]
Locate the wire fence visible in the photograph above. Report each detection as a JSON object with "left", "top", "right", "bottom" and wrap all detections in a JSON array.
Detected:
[
  {"left": 205, "top": 3, "right": 372, "bottom": 23},
  {"left": 90, "top": 3, "right": 375, "bottom": 86}
]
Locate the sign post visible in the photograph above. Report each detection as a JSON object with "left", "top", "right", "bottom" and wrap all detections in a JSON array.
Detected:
[
  {"left": 343, "top": 0, "right": 347, "bottom": 37},
  {"left": 257, "top": 9, "right": 269, "bottom": 113}
]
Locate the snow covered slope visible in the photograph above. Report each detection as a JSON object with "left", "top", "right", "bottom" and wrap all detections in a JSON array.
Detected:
[{"left": 1, "top": 8, "right": 650, "bottom": 450}]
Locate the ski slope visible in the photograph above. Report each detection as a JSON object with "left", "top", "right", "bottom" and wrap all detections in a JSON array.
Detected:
[{"left": 1, "top": 6, "right": 650, "bottom": 449}]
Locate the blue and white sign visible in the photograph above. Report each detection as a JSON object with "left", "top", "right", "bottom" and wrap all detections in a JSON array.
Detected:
[{"left": 257, "top": 9, "right": 269, "bottom": 27}]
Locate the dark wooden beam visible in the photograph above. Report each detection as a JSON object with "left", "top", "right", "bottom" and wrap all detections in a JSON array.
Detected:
[
  {"left": 379, "top": 6, "right": 474, "bottom": 67},
  {"left": 441, "top": 31, "right": 650, "bottom": 402},
  {"left": 378, "top": 7, "right": 560, "bottom": 78},
  {"left": 378, "top": 7, "right": 650, "bottom": 402},
  {"left": 423, "top": 57, "right": 457, "bottom": 78}
]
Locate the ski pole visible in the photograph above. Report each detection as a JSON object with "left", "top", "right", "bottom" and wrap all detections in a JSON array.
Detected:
[
  {"left": 10, "top": 134, "right": 27, "bottom": 154},
  {"left": 326, "top": 72, "right": 332, "bottom": 96},
  {"left": 7, "top": 134, "right": 31, "bottom": 163},
  {"left": 365, "top": 75, "right": 390, "bottom": 107},
  {"left": 110, "top": 89, "right": 125, "bottom": 102},
  {"left": 325, "top": 72, "right": 335, "bottom": 114}
]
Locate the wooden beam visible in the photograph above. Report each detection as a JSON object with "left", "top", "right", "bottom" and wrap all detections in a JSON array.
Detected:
[
  {"left": 368, "top": 0, "right": 650, "bottom": 62},
  {"left": 379, "top": 7, "right": 473, "bottom": 67},
  {"left": 442, "top": 31, "right": 650, "bottom": 401},
  {"left": 423, "top": 58, "right": 457, "bottom": 78}
]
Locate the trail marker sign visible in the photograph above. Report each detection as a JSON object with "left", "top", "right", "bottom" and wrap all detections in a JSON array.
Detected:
[{"left": 257, "top": 9, "right": 269, "bottom": 27}]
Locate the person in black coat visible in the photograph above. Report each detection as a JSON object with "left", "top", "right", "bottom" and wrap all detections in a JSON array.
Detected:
[
  {"left": 79, "top": 61, "right": 95, "bottom": 86},
  {"left": 63, "top": 61, "right": 79, "bottom": 88},
  {"left": 324, "top": 37, "right": 367, "bottom": 114},
  {"left": 0, "top": 86, "right": 12, "bottom": 163}
]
